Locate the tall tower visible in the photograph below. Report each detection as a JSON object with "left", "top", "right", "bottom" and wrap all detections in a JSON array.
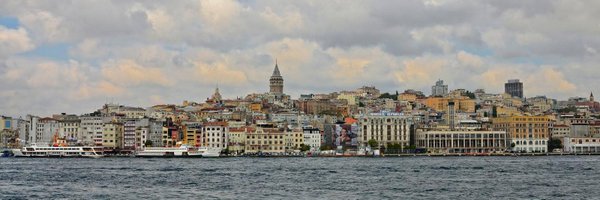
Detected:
[
  {"left": 269, "top": 60, "right": 284, "bottom": 95},
  {"left": 505, "top": 79, "right": 523, "bottom": 98},
  {"left": 591, "top": 92, "right": 595, "bottom": 102}
]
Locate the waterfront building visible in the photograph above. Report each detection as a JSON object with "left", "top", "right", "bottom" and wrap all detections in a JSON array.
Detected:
[
  {"left": 285, "top": 130, "right": 304, "bottom": 152},
  {"left": 551, "top": 124, "right": 571, "bottom": 139},
  {"left": 182, "top": 122, "right": 202, "bottom": 147},
  {"left": 244, "top": 128, "right": 285, "bottom": 154},
  {"left": 102, "top": 122, "right": 123, "bottom": 151},
  {"left": 492, "top": 116, "right": 551, "bottom": 153},
  {"left": 37, "top": 118, "right": 59, "bottom": 146},
  {"left": 358, "top": 112, "right": 412, "bottom": 148},
  {"left": 505, "top": 79, "right": 524, "bottom": 98},
  {"left": 202, "top": 121, "right": 228, "bottom": 149},
  {"left": 80, "top": 114, "right": 107, "bottom": 146},
  {"left": 147, "top": 119, "right": 163, "bottom": 147},
  {"left": 0, "top": 116, "right": 12, "bottom": 130},
  {"left": 431, "top": 80, "right": 448, "bottom": 97},
  {"left": 416, "top": 128, "right": 508, "bottom": 153},
  {"left": 57, "top": 114, "right": 81, "bottom": 145},
  {"left": 122, "top": 120, "right": 137, "bottom": 151},
  {"left": 303, "top": 126, "right": 321, "bottom": 151},
  {"left": 228, "top": 127, "right": 252, "bottom": 154},
  {"left": 23, "top": 115, "right": 40, "bottom": 145},
  {"left": 563, "top": 137, "right": 600, "bottom": 153}
]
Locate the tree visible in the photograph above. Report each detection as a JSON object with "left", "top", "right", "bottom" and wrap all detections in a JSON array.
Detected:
[
  {"left": 144, "top": 140, "right": 153, "bottom": 147},
  {"left": 368, "top": 139, "right": 379, "bottom": 149},
  {"left": 548, "top": 138, "right": 563, "bottom": 151},
  {"left": 378, "top": 93, "right": 397, "bottom": 100},
  {"left": 320, "top": 145, "right": 333, "bottom": 151},
  {"left": 464, "top": 90, "right": 476, "bottom": 99},
  {"left": 300, "top": 144, "right": 310, "bottom": 152}
]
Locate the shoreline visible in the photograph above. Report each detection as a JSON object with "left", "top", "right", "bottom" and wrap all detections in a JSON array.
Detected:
[{"left": 6, "top": 152, "right": 600, "bottom": 158}]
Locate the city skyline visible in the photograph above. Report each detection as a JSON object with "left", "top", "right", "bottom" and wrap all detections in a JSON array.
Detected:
[{"left": 1, "top": 1, "right": 599, "bottom": 116}]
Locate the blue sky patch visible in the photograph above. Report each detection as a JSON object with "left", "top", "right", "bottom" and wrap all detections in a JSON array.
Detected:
[
  {"left": 21, "top": 43, "right": 71, "bottom": 61},
  {"left": 0, "top": 16, "right": 20, "bottom": 29}
]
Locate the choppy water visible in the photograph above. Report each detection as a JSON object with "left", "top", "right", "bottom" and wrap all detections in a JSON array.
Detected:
[{"left": 1, "top": 156, "right": 599, "bottom": 199}]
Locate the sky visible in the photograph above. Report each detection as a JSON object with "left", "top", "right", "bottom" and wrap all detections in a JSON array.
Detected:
[{"left": 1, "top": 0, "right": 599, "bottom": 117}]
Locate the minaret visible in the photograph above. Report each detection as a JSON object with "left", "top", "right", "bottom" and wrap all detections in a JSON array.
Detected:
[{"left": 269, "top": 60, "right": 284, "bottom": 95}]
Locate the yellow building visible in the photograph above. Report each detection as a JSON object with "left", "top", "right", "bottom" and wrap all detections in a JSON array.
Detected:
[
  {"left": 398, "top": 93, "right": 417, "bottom": 102},
  {"left": 337, "top": 94, "right": 359, "bottom": 106},
  {"left": 496, "top": 106, "right": 522, "bottom": 117},
  {"left": 245, "top": 128, "right": 285, "bottom": 154},
  {"left": 423, "top": 96, "right": 475, "bottom": 113},
  {"left": 182, "top": 126, "right": 201, "bottom": 147},
  {"left": 285, "top": 130, "right": 304, "bottom": 152},
  {"left": 250, "top": 103, "right": 262, "bottom": 112},
  {"left": 228, "top": 127, "right": 252, "bottom": 154},
  {"left": 492, "top": 116, "right": 551, "bottom": 153},
  {"left": 102, "top": 122, "right": 123, "bottom": 151}
]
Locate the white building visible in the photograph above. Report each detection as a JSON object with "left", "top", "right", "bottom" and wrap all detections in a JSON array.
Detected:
[
  {"left": 303, "top": 126, "right": 321, "bottom": 151},
  {"left": 80, "top": 114, "right": 109, "bottom": 146},
  {"left": 202, "top": 122, "right": 228, "bottom": 149},
  {"left": 563, "top": 137, "right": 600, "bottom": 153},
  {"left": 37, "top": 118, "right": 59, "bottom": 146},
  {"left": 358, "top": 112, "right": 412, "bottom": 148},
  {"left": 431, "top": 79, "right": 448, "bottom": 97}
]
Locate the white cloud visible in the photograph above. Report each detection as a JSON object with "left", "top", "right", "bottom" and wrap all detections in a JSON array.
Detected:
[{"left": 0, "top": 26, "right": 35, "bottom": 58}]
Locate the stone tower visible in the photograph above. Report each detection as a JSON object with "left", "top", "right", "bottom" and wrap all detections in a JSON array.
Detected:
[{"left": 269, "top": 60, "right": 284, "bottom": 94}]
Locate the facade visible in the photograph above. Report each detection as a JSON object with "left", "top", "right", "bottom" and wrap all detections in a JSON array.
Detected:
[
  {"left": 551, "top": 124, "right": 570, "bottom": 139},
  {"left": 303, "top": 126, "right": 321, "bottom": 151},
  {"left": 563, "top": 137, "right": 600, "bottom": 153},
  {"left": 505, "top": 79, "right": 524, "bottom": 98},
  {"left": 102, "top": 122, "right": 123, "bottom": 151},
  {"left": 269, "top": 61, "right": 284, "bottom": 95},
  {"left": 80, "top": 114, "right": 106, "bottom": 146},
  {"left": 37, "top": 118, "right": 59, "bottom": 146},
  {"left": 416, "top": 129, "right": 508, "bottom": 153},
  {"left": 358, "top": 112, "right": 412, "bottom": 148},
  {"left": 423, "top": 97, "right": 476, "bottom": 113},
  {"left": 58, "top": 115, "right": 81, "bottom": 145},
  {"left": 202, "top": 122, "right": 228, "bottom": 149},
  {"left": 285, "top": 130, "right": 304, "bottom": 152},
  {"left": 228, "top": 127, "right": 252, "bottom": 154},
  {"left": 245, "top": 128, "right": 285, "bottom": 154},
  {"left": 147, "top": 120, "right": 163, "bottom": 147},
  {"left": 492, "top": 116, "right": 551, "bottom": 153},
  {"left": 431, "top": 79, "right": 448, "bottom": 97},
  {"left": 122, "top": 120, "right": 137, "bottom": 151}
]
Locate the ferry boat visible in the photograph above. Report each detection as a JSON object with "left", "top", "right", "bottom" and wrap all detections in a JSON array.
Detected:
[
  {"left": 12, "top": 144, "right": 104, "bottom": 158},
  {"left": 135, "top": 145, "right": 221, "bottom": 158}
]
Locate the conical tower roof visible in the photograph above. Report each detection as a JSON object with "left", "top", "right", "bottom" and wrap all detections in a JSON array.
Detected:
[{"left": 272, "top": 60, "right": 281, "bottom": 77}]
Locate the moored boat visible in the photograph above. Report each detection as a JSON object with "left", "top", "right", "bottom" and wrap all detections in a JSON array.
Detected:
[{"left": 13, "top": 144, "right": 104, "bottom": 158}]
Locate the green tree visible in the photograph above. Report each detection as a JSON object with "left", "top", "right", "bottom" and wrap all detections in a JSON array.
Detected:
[
  {"left": 548, "top": 138, "right": 563, "bottom": 151},
  {"left": 378, "top": 93, "right": 398, "bottom": 100},
  {"left": 464, "top": 91, "right": 476, "bottom": 99},
  {"left": 320, "top": 145, "right": 333, "bottom": 151},
  {"left": 368, "top": 139, "right": 379, "bottom": 148},
  {"left": 300, "top": 144, "right": 310, "bottom": 152},
  {"left": 144, "top": 140, "right": 153, "bottom": 147}
]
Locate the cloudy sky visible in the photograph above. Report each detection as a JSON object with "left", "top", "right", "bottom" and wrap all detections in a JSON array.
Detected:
[{"left": 1, "top": 0, "right": 599, "bottom": 117}]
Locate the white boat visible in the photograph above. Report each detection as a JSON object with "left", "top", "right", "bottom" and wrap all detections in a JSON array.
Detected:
[
  {"left": 135, "top": 146, "right": 199, "bottom": 157},
  {"left": 12, "top": 144, "right": 104, "bottom": 158},
  {"left": 200, "top": 147, "right": 221, "bottom": 158},
  {"left": 135, "top": 146, "right": 221, "bottom": 158}
]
